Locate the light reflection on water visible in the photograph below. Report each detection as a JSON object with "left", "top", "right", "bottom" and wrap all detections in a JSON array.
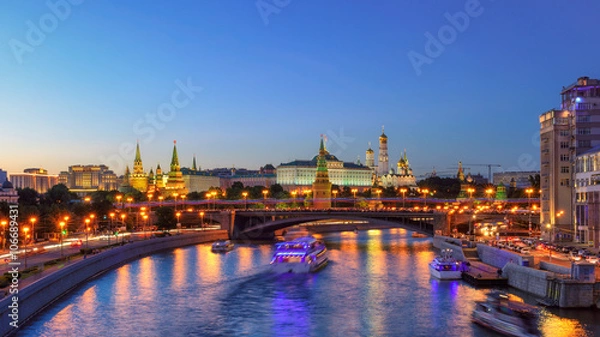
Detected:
[{"left": 20, "top": 229, "right": 599, "bottom": 337}]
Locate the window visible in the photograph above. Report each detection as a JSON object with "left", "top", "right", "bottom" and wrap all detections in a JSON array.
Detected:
[
  {"left": 578, "top": 140, "right": 591, "bottom": 148},
  {"left": 577, "top": 128, "right": 591, "bottom": 135},
  {"left": 560, "top": 154, "right": 570, "bottom": 162},
  {"left": 560, "top": 141, "right": 569, "bottom": 149},
  {"left": 560, "top": 166, "right": 569, "bottom": 173},
  {"left": 577, "top": 115, "right": 591, "bottom": 122},
  {"left": 559, "top": 130, "right": 570, "bottom": 137},
  {"left": 560, "top": 178, "right": 570, "bottom": 186}
]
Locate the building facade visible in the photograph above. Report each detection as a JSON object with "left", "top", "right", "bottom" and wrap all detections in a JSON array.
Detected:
[
  {"left": 59, "top": 165, "right": 118, "bottom": 194},
  {"left": 574, "top": 145, "right": 600, "bottom": 247},
  {"left": 540, "top": 76, "right": 600, "bottom": 242},
  {"left": 493, "top": 171, "right": 539, "bottom": 188},
  {"left": 10, "top": 168, "right": 59, "bottom": 193},
  {"left": 0, "top": 178, "right": 18, "bottom": 203}
]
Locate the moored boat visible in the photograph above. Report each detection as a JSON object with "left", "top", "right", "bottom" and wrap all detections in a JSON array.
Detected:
[
  {"left": 429, "top": 248, "right": 462, "bottom": 280},
  {"left": 472, "top": 291, "right": 541, "bottom": 337},
  {"left": 270, "top": 236, "right": 328, "bottom": 273},
  {"left": 211, "top": 240, "right": 234, "bottom": 252}
]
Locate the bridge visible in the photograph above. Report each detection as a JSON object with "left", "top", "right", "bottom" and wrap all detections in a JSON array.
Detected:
[{"left": 205, "top": 210, "right": 447, "bottom": 240}]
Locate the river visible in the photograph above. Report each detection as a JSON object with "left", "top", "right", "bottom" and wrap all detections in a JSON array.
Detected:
[{"left": 20, "top": 228, "right": 600, "bottom": 336}]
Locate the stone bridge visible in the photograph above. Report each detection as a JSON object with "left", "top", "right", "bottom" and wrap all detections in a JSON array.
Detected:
[{"left": 207, "top": 210, "right": 447, "bottom": 240}]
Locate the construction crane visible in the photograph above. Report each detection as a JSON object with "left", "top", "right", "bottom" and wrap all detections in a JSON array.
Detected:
[{"left": 464, "top": 164, "right": 502, "bottom": 182}]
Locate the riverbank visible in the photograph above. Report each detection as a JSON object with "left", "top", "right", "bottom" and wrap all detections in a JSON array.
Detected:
[{"left": 0, "top": 230, "right": 228, "bottom": 337}]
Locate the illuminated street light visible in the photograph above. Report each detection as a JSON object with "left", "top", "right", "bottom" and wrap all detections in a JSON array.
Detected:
[
  {"left": 176, "top": 212, "right": 181, "bottom": 234},
  {"left": 351, "top": 188, "right": 358, "bottom": 208},
  {"left": 525, "top": 188, "right": 534, "bottom": 237},
  {"left": 29, "top": 217, "right": 37, "bottom": 241},
  {"left": 1, "top": 220, "right": 7, "bottom": 251},
  {"left": 242, "top": 191, "right": 248, "bottom": 210},
  {"left": 332, "top": 190, "right": 338, "bottom": 208},
  {"left": 399, "top": 188, "right": 407, "bottom": 209},
  {"left": 23, "top": 227, "right": 30, "bottom": 268},
  {"left": 421, "top": 188, "right": 429, "bottom": 207},
  {"left": 467, "top": 188, "right": 475, "bottom": 200},
  {"left": 199, "top": 211, "right": 204, "bottom": 228},
  {"left": 59, "top": 221, "right": 65, "bottom": 258}
]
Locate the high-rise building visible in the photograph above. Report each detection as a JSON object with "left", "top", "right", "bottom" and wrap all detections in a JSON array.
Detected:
[
  {"left": 574, "top": 146, "right": 600, "bottom": 247},
  {"left": 0, "top": 169, "right": 7, "bottom": 184},
  {"left": 540, "top": 76, "right": 600, "bottom": 242},
  {"left": 10, "top": 168, "right": 59, "bottom": 193}
]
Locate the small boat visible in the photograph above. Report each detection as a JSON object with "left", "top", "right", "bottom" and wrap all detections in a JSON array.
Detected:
[
  {"left": 429, "top": 248, "right": 462, "bottom": 280},
  {"left": 472, "top": 291, "right": 541, "bottom": 337},
  {"left": 412, "top": 232, "right": 427, "bottom": 238},
  {"left": 270, "top": 236, "right": 328, "bottom": 273},
  {"left": 211, "top": 240, "right": 234, "bottom": 252}
]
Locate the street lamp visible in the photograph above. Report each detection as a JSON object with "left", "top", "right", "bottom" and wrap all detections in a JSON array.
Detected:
[
  {"left": 525, "top": 188, "right": 534, "bottom": 237},
  {"left": 86, "top": 226, "right": 90, "bottom": 257},
  {"left": 211, "top": 191, "right": 217, "bottom": 210},
  {"left": 23, "top": 227, "right": 29, "bottom": 268},
  {"left": 351, "top": 188, "right": 358, "bottom": 208},
  {"left": 199, "top": 211, "right": 204, "bottom": 228},
  {"left": 421, "top": 188, "right": 429, "bottom": 207},
  {"left": 376, "top": 189, "right": 382, "bottom": 199},
  {"left": 158, "top": 195, "right": 164, "bottom": 207},
  {"left": 467, "top": 187, "right": 475, "bottom": 200},
  {"left": 181, "top": 194, "right": 187, "bottom": 209},
  {"left": 29, "top": 217, "right": 37, "bottom": 242},
  {"left": 399, "top": 188, "right": 407, "bottom": 209},
  {"left": 116, "top": 194, "right": 122, "bottom": 208},
  {"left": 242, "top": 192, "right": 248, "bottom": 210},
  {"left": 176, "top": 212, "right": 181, "bottom": 234},
  {"left": 485, "top": 188, "right": 494, "bottom": 203},
  {"left": 1, "top": 220, "right": 6, "bottom": 251},
  {"left": 143, "top": 214, "right": 148, "bottom": 238},
  {"left": 59, "top": 221, "right": 65, "bottom": 258},
  {"left": 173, "top": 193, "right": 179, "bottom": 210},
  {"left": 262, "top": 189, "right": 268, "bottom": 200},
  {"left": 332, "top": 190, "right": 338, "bottom": 208},
  {"left": 120, "top": 214, "right": 126, "bottom": 243},
  {"left": 89, "top": 214, "right": 96, "bottom": 235}
]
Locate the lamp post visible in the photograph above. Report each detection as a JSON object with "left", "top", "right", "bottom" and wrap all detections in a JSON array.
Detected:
[
  {"left": 86, "top": 226, "right": 90, "bottom": 256},
  {"left": 467, "top": 187, "right": 475, "bottom": 200},
  {"left": 332, "top": 190, "right": 337, "bottom": 208},
  {"left": 109, "top": 212, "right": 115, "bottom": 245},
  {"left": 119, "top": 214, "right": 126, "bottom": 244},
  {"left": 116, "top": 195, "right": 122, "bottom": 209},
  {"left": 199, "top": 211, "right": 204, "bottom": 229},
  {"left": 211, "top": 191, "right": 217, "bottom": 210},
  {"left": 143, "top": 214, "right": 148, "bottom": 238},
  {"left": 525, "top": 188, "right": 533, "bottom": 237},
  {"left": 470, "top": 214, "right": 476, "bottom": 242},
  {"left": 59, "top": 221, "right": 65, "bottom": 258},
  {"left": 158, "top": 195, "right": 164, "bottom": 207},
  {"left": 399, "top": 188, "right": 407, "bottom": 209},
  {"left": 485, "top": 188, "right": 494, "bottom": 204},
  {"left": 421, "top": 188, "right": 429, "bottom": 207},
  {"left": 29, "top": 217, "right": 37, "bottom": 242},
  {"left": 23, "top": 227, "right": 29, "bottom": 268},
  {"left": 242, "top": 192, "right": 248, "bottom": 210},
  {"left": 127, "top": 197, "right": 133, "bottom": 214},
  {"left": 351, "top": 188, "right": 358, "bottom": 208},
  {"left": 181, "top": 194, "right": 186, "bottom": 210},
  {"left": 89, "top": 214, "right": 96, "bottom": 235},
  {"left": 1, "top": 220, "right": 6, "bottom": 251},
  {"left": 176, "top": 212, "right": 181, "bottom": 234}
]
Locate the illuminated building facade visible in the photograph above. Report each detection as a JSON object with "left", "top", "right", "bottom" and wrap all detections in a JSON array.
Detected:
[
  {"left": 59, "top": 165, "right": 118, "bottom": 194},
  {"left": 10, "top": 168, "right": 59, "bottom": 193}
]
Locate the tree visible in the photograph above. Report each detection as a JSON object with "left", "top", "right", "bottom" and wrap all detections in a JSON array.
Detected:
[
  {"left": 18, "top": 188, "right": 39, "bottom": 206},
  {"left": 43, "top": 184, "right": 77, "bottom": 206},
  {"left": 528, "top": 174, "right": 541, "bottom": 190},
  {"left": 154, "top": 207, "right": 176, "bottom": 230}
]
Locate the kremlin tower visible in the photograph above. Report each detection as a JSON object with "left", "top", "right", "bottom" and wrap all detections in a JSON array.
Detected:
[
  {"left": 130, "top": 141, "right": 149, "bottom": 192},
  {"left": 312, "top": 136, "right": 332, "bottom": 209},
  {"left": 377, "top": 126, "right": 389, "bottom": 176},
  {"left": 165, "top": 140, "right": 187, "bottom": 196},
  {"left": 365, "top": 142, "right": 375, "bottom": 168}
]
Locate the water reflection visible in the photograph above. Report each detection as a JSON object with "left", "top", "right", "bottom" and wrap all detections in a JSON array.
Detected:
[{"left": 20, "top": 230, "right": 600, "bottom": 337}]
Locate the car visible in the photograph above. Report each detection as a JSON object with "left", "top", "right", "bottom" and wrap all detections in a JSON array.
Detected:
[
  {"left": 70, "top": 240, "right": 83, "bottom": 247},
  {"left": 520, "top": 247, "right": 531, "bottom": 255}
]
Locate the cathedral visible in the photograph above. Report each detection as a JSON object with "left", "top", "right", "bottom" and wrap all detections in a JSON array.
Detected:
[{"left": 367, "top": 127, "right": 417, "bottom": 189}]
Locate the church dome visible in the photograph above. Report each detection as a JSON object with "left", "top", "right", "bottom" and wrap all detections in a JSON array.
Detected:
[
  {"left": 2, "top": 179, "right": 13, "bottom": 189},
  {"left": 311, "top": 153, "right": 339, "bottom": 162},
  {"left": 366, "top": 148, "right": 374, "bottom": 154}
]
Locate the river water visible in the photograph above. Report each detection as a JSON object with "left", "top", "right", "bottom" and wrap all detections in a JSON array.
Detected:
[{"left": 20, "top": 228, "right": 600, "bottom": 336}]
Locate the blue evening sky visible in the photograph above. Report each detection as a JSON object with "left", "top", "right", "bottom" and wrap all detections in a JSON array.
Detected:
[{"left": 1, "top": 1, "right": 599, "bottom": 179}]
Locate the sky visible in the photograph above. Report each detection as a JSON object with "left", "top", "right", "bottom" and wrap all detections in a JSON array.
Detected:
[{"left": 1, "top": 0, "right": 599, "bottom": 180}]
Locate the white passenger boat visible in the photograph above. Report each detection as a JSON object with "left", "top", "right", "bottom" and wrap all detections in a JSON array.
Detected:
[
  {"left": 472, "top": 291, "right": 540, "bottom": 337},
  {"left": 428, "top": 248, "right": 462, "bottom": 280},
  {"left": 270, "top": 236, "right": 328, "bottom": 273},
  {"left": 211, "top": 240, "right": 234, "bottom": 252}
]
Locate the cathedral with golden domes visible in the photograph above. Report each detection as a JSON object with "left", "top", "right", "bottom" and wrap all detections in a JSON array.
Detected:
[{"left": 368, "top": 127, "right": 417, "bottom": 189}]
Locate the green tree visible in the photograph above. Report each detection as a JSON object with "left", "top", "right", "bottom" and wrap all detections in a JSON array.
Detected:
[
  {"left": 18, "top": 188, "right": 39, "bottom": 206},
  {"left": 154, "top": 207, "right": 176, "bottom": 230}
]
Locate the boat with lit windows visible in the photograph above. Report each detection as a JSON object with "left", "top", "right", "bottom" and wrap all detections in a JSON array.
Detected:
[
  {"left": 211, "top": 240, "right": 234, "bottom": 252},
  {"left": 270, "top": 236, "right": 328, "bottom": 273},
  {"left": 428, "top": 248, "right": 462, "bottom": 280},
  {"left": 472, "top": 291, "right": 541, "bottom": 337}
]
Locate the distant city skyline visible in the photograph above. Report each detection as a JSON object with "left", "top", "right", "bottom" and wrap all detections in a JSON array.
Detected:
[{"left": 2, "top": 1, "right": 599, "bottom": 178}]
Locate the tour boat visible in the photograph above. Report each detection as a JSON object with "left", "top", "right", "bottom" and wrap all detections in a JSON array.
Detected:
[
  {"left": 270, "top": 236, "right": 328, "bottom": 273},
  {"left": 472, "top": 291, "right": 541, "bottom": 337},
  {"left": 211, "top": 240, "right": 234, "bottom": 252},
  {"left": 428, "top": 248, "right": 462, "bottom": 280}
]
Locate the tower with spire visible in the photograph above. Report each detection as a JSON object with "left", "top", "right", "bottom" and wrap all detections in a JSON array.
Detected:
[
  {"left": 377, "top": 126, "right": 389, "bottom": 176},
  {"left": 365, "top": 142, "right": 375, "bottom": 168},
  {"left": 456, "top": 161, "right": 469, "bottom": 199},
  {"left": 155, "top": 163, "right": 165, "bottom": 189},
  {"left": 130, "top": 141, "right": 149, "bottom": 192},
  {"left": 165, "top": 140, "right": 187, "bottom": 196},
  {"left": 312, "top": 136, "right": 332, "bottom": 209}
]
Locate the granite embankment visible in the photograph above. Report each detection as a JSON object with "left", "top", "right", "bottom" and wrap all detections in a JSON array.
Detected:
[{"left": 0, "top": 230, "right": 227, "bottom": 337}]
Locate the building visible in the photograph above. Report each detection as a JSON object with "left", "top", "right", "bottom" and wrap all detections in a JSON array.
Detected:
[
  {"left": 218, "top": 165, "right": 277, "bottom": 190},
  {"left": 574, "top": 145, "right": 600, "bottom": 247},
  {"left": 540, "top": 77, "right": 600, "bottom": 241},
  {"left": 130, "top": 142, "right": 149, "bottom": 192},
  {"left": 0, "top": 169, "right": 7, "bottom": 185},
  {"left": 493, "top": 171, "right": 539, "bottom": 188},
  {"left": 58, "top": 165, "right": 118, "bottom": 195},
  {"left": 277, "top": 142, "right": 372, "bottom": 191},
  {"left": 10, "top": 168, "right": 59, "bottom": 193},
  {"left": 0, "top": 178, "right": 18, "bottom": 203},
  {"left": 378, "top": 150, "right": 417, "bottom": 189},
  {"left": 377, "top": 127, "right": 389, "bottom": 176}
]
